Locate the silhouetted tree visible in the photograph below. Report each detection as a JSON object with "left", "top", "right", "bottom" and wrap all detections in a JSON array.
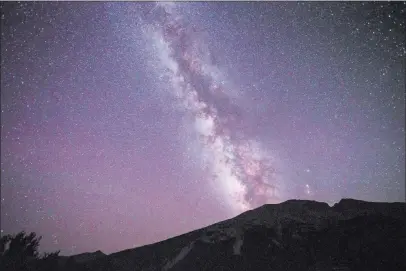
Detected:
[
  {"left": 0, "top": 231, "right": 60, "bottom": 271},
  {"left": 0, "top": 234, "right": 11, "bottom": 255}
]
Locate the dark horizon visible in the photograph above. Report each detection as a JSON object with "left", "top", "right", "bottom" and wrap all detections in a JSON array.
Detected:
[
  {"left": 3, "top": 197, "right": 405, "bottom": 258},
  {"left": 57, "top": 197, "right": 406, "bottom": 257},
  {"left": 1, "top": 2, "right": 405, "bottom": 256}
]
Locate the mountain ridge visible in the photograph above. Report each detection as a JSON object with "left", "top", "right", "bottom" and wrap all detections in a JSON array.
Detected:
[{"left": 59, "top": 198, "right": 406, "bottom": 271}]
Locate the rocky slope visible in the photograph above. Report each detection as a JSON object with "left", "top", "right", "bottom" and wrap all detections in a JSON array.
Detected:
[{"left": 60, "top": 199, "right": 406, "bottom": 271}]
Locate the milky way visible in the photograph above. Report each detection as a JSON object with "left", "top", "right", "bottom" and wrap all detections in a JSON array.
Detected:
[
  {"left": 1, "top": 1, "right": 405, "bottom": 255},
  {"left": 141, "top": 2, "right": 284, "bottom": 214}
]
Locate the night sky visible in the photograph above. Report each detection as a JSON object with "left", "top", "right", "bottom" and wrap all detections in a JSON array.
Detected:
[{"left": 1, "top": 1, "right": 405, "bottom": 256}]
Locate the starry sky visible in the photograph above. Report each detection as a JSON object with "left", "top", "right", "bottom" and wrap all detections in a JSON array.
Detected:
[{"left": 1, "top": 1, "right": 405, "bottom": 256}]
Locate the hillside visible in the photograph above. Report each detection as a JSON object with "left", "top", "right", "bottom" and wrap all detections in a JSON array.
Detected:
[{"left": 59, "top": 199, "right": 406, "bottom": 271}]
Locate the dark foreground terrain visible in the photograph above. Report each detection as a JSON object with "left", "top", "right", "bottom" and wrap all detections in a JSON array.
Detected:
[{"left": 58, "top": 199, "right": 405, "bottom": 271}]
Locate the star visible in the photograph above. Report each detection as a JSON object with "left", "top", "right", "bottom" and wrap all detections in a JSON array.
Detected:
[{"left": 1, "top": 1, "right": 404, "bottom": 255}]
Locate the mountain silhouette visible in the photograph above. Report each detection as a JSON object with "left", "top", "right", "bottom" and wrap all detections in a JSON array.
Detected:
[{"left": 21, "top": 199, "right": 406, "bottom": 270}]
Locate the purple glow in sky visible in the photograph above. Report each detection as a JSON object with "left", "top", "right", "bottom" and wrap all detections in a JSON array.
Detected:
[{"left": 1, "top": 2, "right": 405, "bottom": 255}]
